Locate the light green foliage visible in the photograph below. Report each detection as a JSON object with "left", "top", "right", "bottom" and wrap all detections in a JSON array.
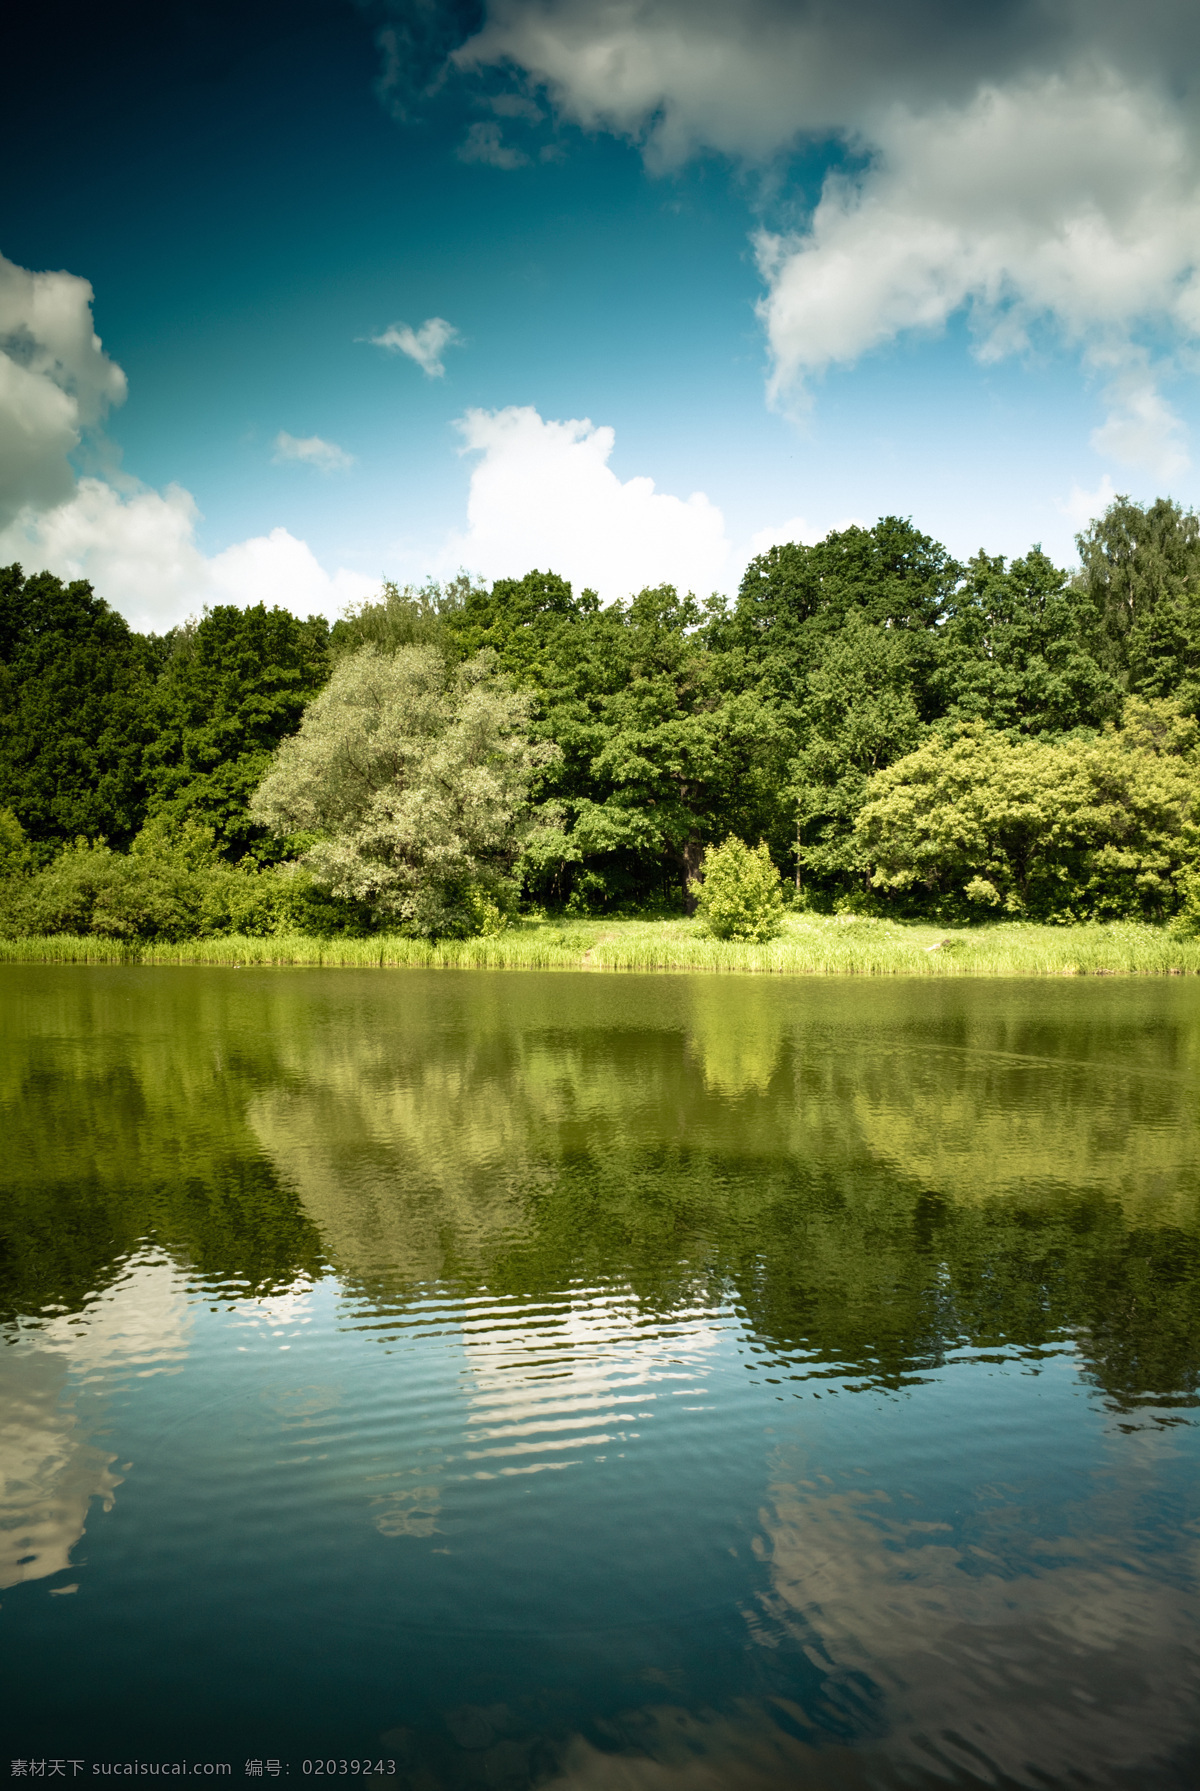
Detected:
[
  {"left": 855, "top": 699, "right": 1200, "bottom": 921},
  {"left": 330, "top": 574, "right": 480, "bottom": 659},
  {"left": 692, "top": 836, "right": 785, "bottom": 940},
  {"left": 0, "top": 808, "right": 31, "bottom": 877},
  {"left": 250, "top": 644, "right": 554, "bottom": 936}
]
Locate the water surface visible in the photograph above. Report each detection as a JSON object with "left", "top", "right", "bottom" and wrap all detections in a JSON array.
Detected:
[{"left": 2, "top": 966, "right": 1198, "bottom": 1788}]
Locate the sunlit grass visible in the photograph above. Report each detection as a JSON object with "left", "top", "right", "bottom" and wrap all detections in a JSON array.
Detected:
[{"left": 3, "top": 912, "right": 1200, "bottom": 974}]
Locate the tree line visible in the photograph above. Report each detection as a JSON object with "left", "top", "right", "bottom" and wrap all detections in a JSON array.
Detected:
[{"left": 3, "top": 492, "right": 1200, "bottom": 938}]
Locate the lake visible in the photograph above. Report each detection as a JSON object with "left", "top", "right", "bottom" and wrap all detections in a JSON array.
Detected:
[{"left": 2, "top": 965, "right": 1198, "bottom": 1789}]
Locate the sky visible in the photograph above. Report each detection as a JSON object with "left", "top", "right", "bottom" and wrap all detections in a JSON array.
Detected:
[{"left": 4, "top": 0, "right": 1200, "bottom": 631}]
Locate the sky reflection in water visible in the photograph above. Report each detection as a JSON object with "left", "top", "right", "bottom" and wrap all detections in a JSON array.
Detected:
[{"left": 1, "top": 966, "right": 1197, "bottom": 1788}]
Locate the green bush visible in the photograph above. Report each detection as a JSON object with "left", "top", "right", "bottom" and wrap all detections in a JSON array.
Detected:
[
  {"left": 854, "top": 700, "right": 1200, "bottom": 922},
  {"left": 0, "top": 814, "right": 375, "bottom": 942},
  {"left": 692, "top": 836, "right": 785, "bottom": 941}
]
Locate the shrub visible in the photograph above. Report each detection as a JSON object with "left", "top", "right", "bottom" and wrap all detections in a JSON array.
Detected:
[
  {"left": 855, "top": 701, "right": 1200, "bottom": 922},
  {"left": 692, "top": 836, "right": 785, "bottom": 941},
  {"left": 0, "top": 814, "right": 374, "bottom": 942}
]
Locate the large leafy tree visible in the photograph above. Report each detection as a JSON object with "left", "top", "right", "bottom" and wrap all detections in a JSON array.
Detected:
[
  {"left": 720, "top": 516, "right": 958, "bottom": 704},
  {"left": 145, "top": 602, "right": 330, "bottom": 858},
  {"left": 0, "top": 564, "right": 159, "bottom": 850},
  {"left": 444, "top": 572, "right": 792, "bottom": 908},
  {"left": 712, "top": 519, "right": 959, "bottom": 900},
  {"left": 1075, "top": 494, "right": 1200, "bottom": 706},
  {"left": 250, "top": 644, "right": 553, "bottom": 935},
  {"left": 568, "top": 584, "right": 793, "bottom": 904},
  {"left": 936, "top": 547, "right": 1121, "bottom": 736}
]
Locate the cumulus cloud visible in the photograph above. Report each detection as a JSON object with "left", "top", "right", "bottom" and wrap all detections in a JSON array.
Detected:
[
  {"left": 754, "top": 72, "right": 1200, "bottom": 430},
  {"left": 0, "top": 249, "right": 127, "bottom": 526},
  {"left": 0, "top": 249, "right": 376, "bottom": 631},
  {"left": 206, "top": 528, "right": 376, "bottom": 617},
  {"left": 272, "top": 430, "right": 355, "bottom": 471},
  {"left": 451, "top": 0, "right": 1200, "bottom": 476},
  {"left": 446, "top": 405, "right": 729, "bottom": 600},
  {"left": 369, "top": 316, "right": 461, "bottom": 377},
  {"left": 1088, "top": 367, "right": 1190, "bottom": 479},
  {"left": 0, "top": 478, "right": 376, "bottom": 634}
]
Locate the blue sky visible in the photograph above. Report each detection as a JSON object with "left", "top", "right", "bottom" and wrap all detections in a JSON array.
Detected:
[{"left": 3, "top": 0, "right": 1199, "bottom": 629}]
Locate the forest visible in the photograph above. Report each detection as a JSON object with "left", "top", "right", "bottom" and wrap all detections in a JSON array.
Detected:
[{"left": 3, "top": 491, "right": 1200, "bottom": 941}]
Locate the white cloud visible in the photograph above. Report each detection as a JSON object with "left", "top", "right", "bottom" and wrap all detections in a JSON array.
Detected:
[
  {"left": 0, "top": 250, "right": 375, "bottom": 631},
  {"left": 457, "top": 121, "right": 529, "bottom": 169},
  {"left": 455, "top": 2, "right": 1200, "bottom": 478},
  {"left": 1088, "top": 371, "right": 1190, "bottom": 480},
  {"left": 369, "top": 316, "right": 461, "bottom": 377},
  {"left": 445, "top": 405, "right": 729, "bottom": 600},
  {"left": 0, "top": 249, "right": 127, "bottom": 526},
  {"left": 747, "top": 514, "right": 868, "bottom": 556},
  {"left": 272, "top": 430, "right": 355, "bottom": 471},
  {"left": 1060, "top": 475, "right": 1119, "bottom": 532},
  {"left": 206, "top": 528, "right": 376, "bottom": 617},
  {"left": 754, "top": 71, "right": 1200, "bottom": 476},
  {"left": 0, "top": 477, "right": 376, "bottom": 634}
]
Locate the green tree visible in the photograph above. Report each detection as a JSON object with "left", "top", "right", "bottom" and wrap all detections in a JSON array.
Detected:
[
  {"left": 719, "top": 516, "right": 958, "bottom": 705},
  {"left": 0, "top": 814, "right": 312, "bottom": 942},
  {"left": 692, "top": 836, "right": 785, "bottom": 940},
  {"left": 854, "top": 701, "right": 1200, "bottom": 921},
  {"left": 1075, "top": 494, "right": 1200, "bottom": 706},
  {"left": 0, "top": 565, "right": 158, "bottom": 849},
  {"left": 937, "top": 547, "right": 1120, "bottom": 735},
  {"left": 443, "top": 572, "right": 793, "bottom": 911},
  {"left": 250, "top": 644, "right": 554, "bottom": 935},
  {"left": 712, "top": 520, "right": 961, "bottom": 903},
  {"left": 331, "top": 575, "right": 477, "bottom": 659},
  {"left": 145, "top": 602, "right": 330, "bottom": 859},
  {"left": 567, "top": 586, "right": 793, "bottom": 907},
  {"left": 789, "top": 611, "right": 928, "bottom": 895}
]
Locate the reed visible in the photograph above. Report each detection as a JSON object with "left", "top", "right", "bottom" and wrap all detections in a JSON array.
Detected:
[{"left": 3, "top": 913, "right": 1200, "bottom": 975}]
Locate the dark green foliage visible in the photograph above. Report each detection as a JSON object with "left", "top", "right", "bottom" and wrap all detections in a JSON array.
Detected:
[
  {"left": 145, "top": 602, "right": 330, "bottom": 859},
  {"left": 722, "top": 516, "right": 957, "bottom": 700},
  {"left": 1075, "top": 494, "right": 1200, "bottom": 707},
  {"left": 0, "top": 564, "right": 159, "bottom": 850},
  {"left": 444, "top": 573, "right": 793, "bottom": 909},
  {"left": 6, "top": 487, "right": 1200, "bottom": 935},
  {"left": 937, "top": 548, "right": 1121, "bottom": 736},
  {"left": 709, "top": 521, "right": 961, "bottom": 900}
]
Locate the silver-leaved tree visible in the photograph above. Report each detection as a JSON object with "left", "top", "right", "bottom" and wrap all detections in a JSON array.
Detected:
[{"left": 250, "top": 644, "right": 557, "bottom": 936}]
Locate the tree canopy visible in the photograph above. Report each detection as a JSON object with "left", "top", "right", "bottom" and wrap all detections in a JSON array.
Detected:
[
  {"left": 250, "top": 644, "right": 553, "bottom": 936},
  {"left": 3, "top": 491, "right": 1200, "bottom": 935}
]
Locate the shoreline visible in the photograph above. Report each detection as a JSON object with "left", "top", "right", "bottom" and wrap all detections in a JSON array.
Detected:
[{"left": 3, "top": 914, "right": 1200, "bottom": 976}]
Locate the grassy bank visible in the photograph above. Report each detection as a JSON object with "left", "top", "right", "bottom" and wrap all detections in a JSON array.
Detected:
[{"left": 3, "top": 913, "right": 1200, "bottom": 975}]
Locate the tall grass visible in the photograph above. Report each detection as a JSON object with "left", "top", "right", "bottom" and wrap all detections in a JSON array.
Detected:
[{"left": 3, "top": 913, "right": 1200, "bottom": 975}]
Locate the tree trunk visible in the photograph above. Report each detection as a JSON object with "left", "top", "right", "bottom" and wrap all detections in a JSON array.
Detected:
[{"left": 681, "top": 838, "right": 704, "bottom": 913}]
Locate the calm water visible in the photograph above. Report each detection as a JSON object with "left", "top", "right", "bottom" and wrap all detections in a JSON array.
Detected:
[{"left": 2, "top": 966, "right": 1199, "bottom": 1789}]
